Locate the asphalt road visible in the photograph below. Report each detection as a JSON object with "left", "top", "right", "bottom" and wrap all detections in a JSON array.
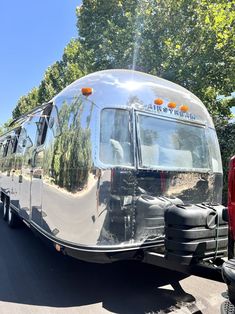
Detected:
[{"left": 0, "top": 207, "right": 228, "bottom": 314}]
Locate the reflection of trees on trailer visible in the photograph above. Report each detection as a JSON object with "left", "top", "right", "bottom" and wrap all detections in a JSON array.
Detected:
[{"left": 0, "top": 70, "right": 229, "bottom": 272}]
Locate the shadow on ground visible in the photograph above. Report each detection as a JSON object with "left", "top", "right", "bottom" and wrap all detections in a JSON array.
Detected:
[{"left": 0, "top": 209, "right": 194, "bottom": 314}]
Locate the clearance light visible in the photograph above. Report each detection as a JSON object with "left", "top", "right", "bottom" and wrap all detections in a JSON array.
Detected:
[
  {"left": 81, "top": 87, "right": 93, "bottom": 96},
  {"left": 154, "top": 98, "right": 164, "bottom": 105},
  {"left": 180, "top": 105, "right": 189, "bottom": 112},
  {"left": 168, "top": 102, "right": 176, "bottom": 109}
]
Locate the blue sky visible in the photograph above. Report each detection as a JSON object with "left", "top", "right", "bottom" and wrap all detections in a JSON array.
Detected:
[{"left": 0, "top": 0, "right": 81, "bottom": 126}]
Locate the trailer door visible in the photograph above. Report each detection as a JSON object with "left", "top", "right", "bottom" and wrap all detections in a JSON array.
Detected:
[
  {"left": 30, "top": 104, "right": 52, "bottom": 226},
  {"left": 18, "top": 115, "right": 39, "bottom": 221}
]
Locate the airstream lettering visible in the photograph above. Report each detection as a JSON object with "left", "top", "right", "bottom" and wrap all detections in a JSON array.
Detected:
[{"left": 0, "top": 70, "right": 228, "bottom": 265}]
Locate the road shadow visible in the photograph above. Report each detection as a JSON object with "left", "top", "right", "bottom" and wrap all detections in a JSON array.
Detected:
[{"left": 0, "top": 212, "right": 195, "bottom": 313}]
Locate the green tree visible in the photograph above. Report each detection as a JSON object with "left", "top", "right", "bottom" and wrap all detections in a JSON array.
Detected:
[
  {"left": 12, "top": 87, "right": 39, "bottom": 119},
  {"left": 77, "top": 0, "right": 235, "bottom": 120},
  {"left": 37, "top": 62, "right": 64, "bottom": 104},
  {"left": 0, "top": 118, "right": 14, "bottom": 135},
  {"left": 62, "top": 39, "right": 91, "bottom": 81}
]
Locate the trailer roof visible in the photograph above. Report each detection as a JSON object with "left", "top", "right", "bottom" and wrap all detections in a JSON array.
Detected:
[{"left": 53, "top": 69, "right": 214, "bottom": 127}]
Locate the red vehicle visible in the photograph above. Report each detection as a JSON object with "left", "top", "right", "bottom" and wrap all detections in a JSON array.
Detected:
[{"left": 222, "top": 157, "right": 235, "bottom": 312}]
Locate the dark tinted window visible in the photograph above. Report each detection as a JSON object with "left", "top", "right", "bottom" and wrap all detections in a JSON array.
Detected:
[
  {"left": 3, "top": 138, "right": 10, "bottom": 157},
  {"left": 37, "top": 104, "right": 53, "bottom": 146},
  {"left": 11, "top": 128, "right": 21, "bottom": 154}
]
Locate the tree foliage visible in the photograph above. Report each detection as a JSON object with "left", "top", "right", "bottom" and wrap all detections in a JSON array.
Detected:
[
  {"left": 0, "top": 118, "right": 13, "bottom": 135},
  {"left": 11, "top": 0, "right": 234, "bottom": 122},
  {"left": 77, "top": 0, "right": 235, "bottom": 120},
  {"left": 12, "top": 87, "right": 39, "bottom": 119}
]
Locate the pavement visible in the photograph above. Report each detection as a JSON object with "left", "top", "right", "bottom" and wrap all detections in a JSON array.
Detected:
[{"left": 0, "top": 209, "right": 229, "bottom": 314}]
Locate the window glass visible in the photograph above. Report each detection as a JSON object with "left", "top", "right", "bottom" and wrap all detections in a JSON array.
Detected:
[
  {"left": 138, "top": 114, "right": 211, "bottom": 171},
  {"left": 0, "top": 142, "right": 4, "bottom": 156},
  {"left": 37, "top": 104, "right": 53, "bottom": 146},
  {"left": 100, "top": 109, "right": 133, "bottom": 166},
  {"left": 11, "top": 128, "right": 21, "bottom": 154},
  {"left": 16, "top": 128, "right": 27, "bottom": 154},
  {"left": 48, "top": 105, "right": 61, "bottom": 137},
  {"left": 7, "top": 138, "right": 14, "bottom": 155},
  {"left": 3, "top": 138, "right": 10, "bottom": 157}
]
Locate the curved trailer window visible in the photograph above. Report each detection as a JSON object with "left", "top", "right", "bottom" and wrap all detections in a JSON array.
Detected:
[
  {"left": 137, "top": 114, "right": 211, "bottom": 172},
  {"left": 100, "top": 109, "right": 134, "bottom": 166}
]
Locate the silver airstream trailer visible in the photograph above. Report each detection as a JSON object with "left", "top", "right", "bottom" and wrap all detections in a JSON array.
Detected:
[{"left": 0, "top": 69, "right": 228, "bottom": 265}]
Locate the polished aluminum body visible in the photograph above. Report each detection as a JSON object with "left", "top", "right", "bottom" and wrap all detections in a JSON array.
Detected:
[{"left": 0, "top": 70, "right": 223, "bottom": 261}]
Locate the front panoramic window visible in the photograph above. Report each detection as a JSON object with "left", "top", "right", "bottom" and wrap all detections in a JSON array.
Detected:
[
  {"left": 138, "top": 114, "right": 210, "bottom": 171},
  {"left": 100, "top": 109, "right": 133, "bottom": 166}
]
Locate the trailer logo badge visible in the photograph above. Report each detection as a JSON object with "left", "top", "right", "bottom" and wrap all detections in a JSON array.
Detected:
[{"left": 145, "top": 104, "right": 196, "bottom": 120}]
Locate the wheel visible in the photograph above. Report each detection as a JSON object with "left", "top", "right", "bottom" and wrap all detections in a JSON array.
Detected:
[
  {"left": 7, "top": 206, "right": 21, "bottom": 228},
  {"left": 2, "top": 197, "right": 9, "bottom": 221}
]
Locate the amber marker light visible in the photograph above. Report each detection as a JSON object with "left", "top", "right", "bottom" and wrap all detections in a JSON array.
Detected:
[
  {"left": 180, "top": 105, "right": 189, "bottom": 112},
  {"left": 154, "top": 98, "right": 164, "bottom": 105},
  {"left": 168, "top": 102, "right": 176, "bottom": 109},
  {"left": 81, "top": 87, "right": 93, "bottom": 96}
]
